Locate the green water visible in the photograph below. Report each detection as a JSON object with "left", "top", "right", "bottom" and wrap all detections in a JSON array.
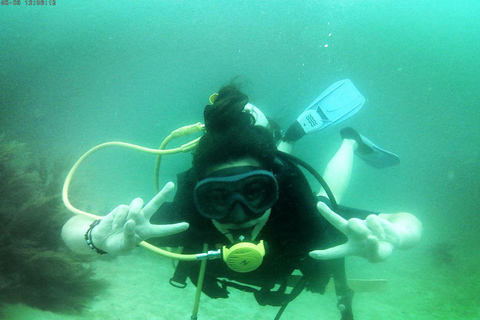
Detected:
[{"left": 1, "top": 1, "right": 479, "bottom": 319}]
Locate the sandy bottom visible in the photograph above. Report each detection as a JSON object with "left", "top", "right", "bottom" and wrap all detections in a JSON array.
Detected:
[{"left": 3, "top": 245, "right": 479, "bottom": 320}]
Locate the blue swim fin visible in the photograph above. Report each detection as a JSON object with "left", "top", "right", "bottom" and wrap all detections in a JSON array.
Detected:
[
  {"left": 341, "top": 127, "right": 400, "bottom": 169},
  {"left": 283, "top": 79, "right": 366, "bottom": 142}
]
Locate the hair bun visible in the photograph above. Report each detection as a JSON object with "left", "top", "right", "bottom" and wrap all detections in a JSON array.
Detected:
[{"left": 203, "top": 85, "right": 254, "bottom": 133}]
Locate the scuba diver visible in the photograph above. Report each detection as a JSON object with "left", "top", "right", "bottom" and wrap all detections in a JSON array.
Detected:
[{"left": 61, "top": 83, "right": 422, "bottom": 320}]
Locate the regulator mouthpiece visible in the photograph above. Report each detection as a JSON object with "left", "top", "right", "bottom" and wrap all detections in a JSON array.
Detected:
[{"left": 222, "top": 240, "right": 265, "bottom": 273}]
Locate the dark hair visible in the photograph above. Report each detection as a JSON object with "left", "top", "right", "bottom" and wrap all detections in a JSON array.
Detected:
[{"left": 192, "top": 85, "right": 277, "bottom": 179}]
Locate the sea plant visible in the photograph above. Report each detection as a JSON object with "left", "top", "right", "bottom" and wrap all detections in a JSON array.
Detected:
[{"left": 0, "top": 134, "right": 106, "bottom": 314}]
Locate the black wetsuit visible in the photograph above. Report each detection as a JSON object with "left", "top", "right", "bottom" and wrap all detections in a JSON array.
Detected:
[{"left": 150, "top": 156, "right": 373, "bottom": 301}]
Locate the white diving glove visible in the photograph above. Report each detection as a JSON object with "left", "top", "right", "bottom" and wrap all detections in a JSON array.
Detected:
[
  {"left": 91, "top": 182, "right": 189, "bottom": 255},
  {"left": 310, "top": 202, "right": 403, "bottom": 263}
]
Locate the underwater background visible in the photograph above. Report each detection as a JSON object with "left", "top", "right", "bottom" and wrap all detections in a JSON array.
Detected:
[{"left": 1, "top": 1, "right": 479, "bottom": 319}]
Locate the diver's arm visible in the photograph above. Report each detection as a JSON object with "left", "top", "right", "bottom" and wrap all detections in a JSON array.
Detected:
[
  {"left": 61, "top": 182, "right": 189, "bottom": 255},
  {"left": 61, "top": 215, "right": 97, "bottom": 254},
  {"left": 309, "top": 202, "right": 422, "bottom": 263}
]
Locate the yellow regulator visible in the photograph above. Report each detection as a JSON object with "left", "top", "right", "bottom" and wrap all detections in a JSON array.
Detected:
[{"left": 222, "top": 240, "right": 266, "bottom": 273}]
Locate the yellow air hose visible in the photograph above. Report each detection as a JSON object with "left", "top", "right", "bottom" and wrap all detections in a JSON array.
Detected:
[
  {"left": 191, "top": 243, "right": 209, "bottom": 320},
  {"left": 62, "top": 123, "right": 207, "bottom": 261},
  {"left": 154, "top": 123, "right": 203, "bottom": 193}
]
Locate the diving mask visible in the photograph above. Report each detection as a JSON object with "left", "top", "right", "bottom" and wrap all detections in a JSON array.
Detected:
[{"left": 193, "top": 166, "right": 279, "bottom": 221}]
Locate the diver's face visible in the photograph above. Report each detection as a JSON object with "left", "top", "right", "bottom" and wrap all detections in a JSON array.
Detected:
[
  {"left": 212, "top": 209, "right": 271, "bottom": 243},
  {"left": 202, "top": 158, "right": 274, "bottom": 243}
]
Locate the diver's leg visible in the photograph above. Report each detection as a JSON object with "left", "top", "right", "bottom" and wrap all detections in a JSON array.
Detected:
[
  {"left": 317, "top": 139, "right": 357, "bottom": 204},
  {"left": 279, "top": 133, "right": 357, "bottom": 204},
  {"left": 277, "top": 140, "right": 294, "bottom": 154}
]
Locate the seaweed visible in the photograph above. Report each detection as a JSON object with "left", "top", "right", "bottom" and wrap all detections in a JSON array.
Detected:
[{"left": 0, "top": 134, "right": 107, "bottom": 314}]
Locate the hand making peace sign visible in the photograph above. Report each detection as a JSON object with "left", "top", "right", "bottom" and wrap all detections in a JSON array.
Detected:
[
  {"left": 90, "top": 182, "right": 190, "bottom": 255},
  {"left": 309, "top": 202, "right": 403, "bottom": 263}
]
